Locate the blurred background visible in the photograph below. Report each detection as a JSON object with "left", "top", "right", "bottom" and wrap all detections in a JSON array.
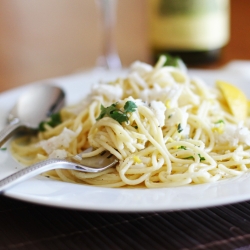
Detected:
[{"left": 0, "top": 0, "right": 249, "bottom": 92}]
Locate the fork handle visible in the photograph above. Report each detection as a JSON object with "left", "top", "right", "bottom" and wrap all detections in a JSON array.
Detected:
[{"left": 0, "top": 158, "right": 65, "bottom": 193}]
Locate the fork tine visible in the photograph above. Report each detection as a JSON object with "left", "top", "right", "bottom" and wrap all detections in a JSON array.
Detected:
[
  {"left": 71, "top": 148, "right": 118, "bottom": 169},
  {"left": 100, "top": 151, "right": 114, "bottom": 159}
]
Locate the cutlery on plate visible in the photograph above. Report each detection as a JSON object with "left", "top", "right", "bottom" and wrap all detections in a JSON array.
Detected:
[
  {"left": 0, "top": 85, "right": 65, "bottom": 147},
  {"left": 0, "top": 148, "right": 118, "bottom": 193}
]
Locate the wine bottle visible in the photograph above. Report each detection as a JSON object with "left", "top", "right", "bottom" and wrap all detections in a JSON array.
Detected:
[{"left": 147, "top": 0, "right": 230, "bottom": 65}]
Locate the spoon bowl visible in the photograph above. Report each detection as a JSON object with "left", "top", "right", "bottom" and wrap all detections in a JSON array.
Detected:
[{"left": 0, "top": 84, "right": 65, "bottom": 147}]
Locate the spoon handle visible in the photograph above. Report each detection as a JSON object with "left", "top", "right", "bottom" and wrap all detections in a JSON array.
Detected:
[{"left": 0, "top": 122, "right": 23, "bottom": 147}]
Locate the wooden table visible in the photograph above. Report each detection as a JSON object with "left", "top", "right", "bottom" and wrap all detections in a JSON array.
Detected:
[{"left": 1, "top": 1, "right": 250, "bottom": 250}]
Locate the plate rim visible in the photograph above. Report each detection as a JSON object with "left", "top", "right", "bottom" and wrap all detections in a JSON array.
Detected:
[{"left": 1, "top": 62, "right": 250, "bottom": 212}]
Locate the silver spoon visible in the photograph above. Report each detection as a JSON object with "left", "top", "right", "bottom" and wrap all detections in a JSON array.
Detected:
[{"left": 0, "top": 85, "right": 65, "bottom": 147}]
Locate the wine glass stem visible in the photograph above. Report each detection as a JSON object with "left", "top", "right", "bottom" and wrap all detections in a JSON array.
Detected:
[{"left": 97, "top": 0, "right": 122, "bottom": 69}]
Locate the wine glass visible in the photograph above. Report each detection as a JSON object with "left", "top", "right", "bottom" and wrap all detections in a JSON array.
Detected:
[{"left": 95, "top": 0, "right": 122, "bottom": 70}]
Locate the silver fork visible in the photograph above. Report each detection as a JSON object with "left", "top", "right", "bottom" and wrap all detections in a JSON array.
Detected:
[{"left": 0, "top": 149, "right": 118, "bottom": 193}]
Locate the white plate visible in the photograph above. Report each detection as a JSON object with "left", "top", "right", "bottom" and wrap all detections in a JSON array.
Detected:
[{"left": 1, "top": 62, "right": 250, "bottom": 212}]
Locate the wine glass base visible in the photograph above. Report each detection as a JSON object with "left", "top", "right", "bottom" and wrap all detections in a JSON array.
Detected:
[{"left": 96, "top": 53, "right": 122, "bottom": 70}]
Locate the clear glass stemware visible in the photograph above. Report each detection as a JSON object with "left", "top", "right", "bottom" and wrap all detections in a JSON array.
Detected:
[{"left": 95, "top": 0, "right": 122, "bottom": 70}]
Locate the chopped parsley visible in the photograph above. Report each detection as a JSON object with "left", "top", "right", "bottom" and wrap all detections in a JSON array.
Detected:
[
  {"left": 0, "top": 147, "right": 7, "bottom": 151},
  {"left": 162, "top": 54, "right": 185, "bottom": 69},
  {"left": 96, "top": 101, "right": 137, "bottom": 124},
  {"left": 184, "top": 154, "right": 206, "bottom": 161},
  {"left": 178, "top": 146, "right": 187, "bottom": 150},
  {"left": 198, "top": 154, "right": 206, "bottom": 161},
  {"left": 215, "top": 120, "right": 224, "bottom": 124},
  {"left": 185, "top": 156, "right": 194, "bottom": 160},
  {"left": 177, "top": 123, "right": 183, "bottom": 133},
  {"left": 124, "top": 101, "right": 137, "bottom": 113},
  {"left": 38, "top": 112, "right": 62, "bottom": 131}
]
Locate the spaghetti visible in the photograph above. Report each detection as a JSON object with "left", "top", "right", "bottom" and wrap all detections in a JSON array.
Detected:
[{"left": 11, "top": 56, "right": 250, "bottom": 188}]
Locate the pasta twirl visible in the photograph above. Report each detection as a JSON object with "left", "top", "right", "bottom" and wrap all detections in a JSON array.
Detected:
[{"left": 11, "top": 56, "right": 250, "bottom": 188}]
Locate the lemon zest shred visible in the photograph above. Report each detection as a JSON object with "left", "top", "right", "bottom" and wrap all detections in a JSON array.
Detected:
[
  {"left": 212, "top": 123, "right": 224, "bottom": 134},
  {"left": 167, "top": 137, "right": 174, "bottom": 143},
  {"left": 165, "top": 100, "right": 171, "bottom": 109},
  {"left": 133, "top": 155, "right": 142, "bottom": 163}
]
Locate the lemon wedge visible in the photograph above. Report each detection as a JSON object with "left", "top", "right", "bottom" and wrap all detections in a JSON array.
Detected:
[{"left": 216, "top": 80, "right": 248, "bottom": 120}]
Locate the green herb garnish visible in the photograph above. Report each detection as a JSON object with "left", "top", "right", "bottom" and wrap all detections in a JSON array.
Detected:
[
  {"left": 38, "top": 112, "right": 62, "bottom": 131},
  {"left": 124, "top": 101, "right": 137, "bottom": 113},
  {"left": 184, "top": 154, "right": 205, "bottom": 161},
  {"left": 215, "top": 120, "right": 224, "bottom": 124},
  {"left": 185, "top": 156, "right": 194, "bottom": 160},
  {"left": 162, "top": 54, "right": 185, "bottom": 69},
  {"left": 177, "top": 123, "right": 183, "bottom": 133},
  {"left": 0, "top": 147, "right": 7, "bottom": 151},
  {"left": 178, "top": 146, "right": 187, "bottom": 150},
  {"left": 198, "top": 154, "right": 206, "bottom": 161},
  {"left": 96, "top": 101, "right": 137, "bottom": 124},
  {"left": 97, "top": 103, "right": 117, "bottom": 120},
  {"left": 164, "top": 55, "right": 180, "bottom": 67}
]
